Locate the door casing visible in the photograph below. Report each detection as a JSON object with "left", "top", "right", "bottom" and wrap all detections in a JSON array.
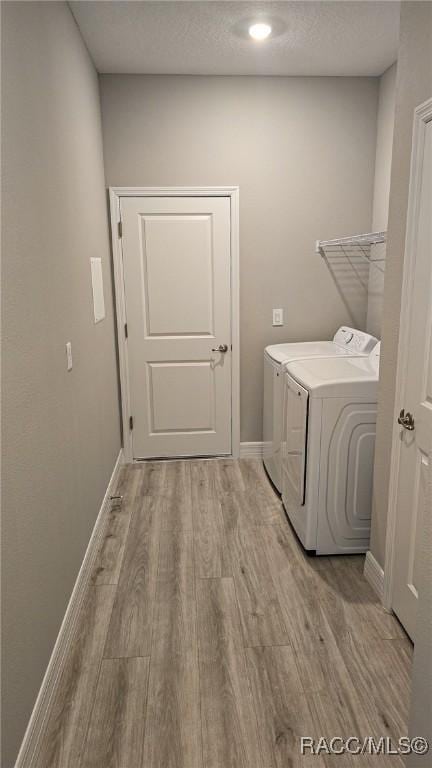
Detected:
[
  {"left": 109, "top": 186, "right": 240, "bottom": 463},
  {"left": 383, "top": 98, "right": 432, "bottom": 612}
]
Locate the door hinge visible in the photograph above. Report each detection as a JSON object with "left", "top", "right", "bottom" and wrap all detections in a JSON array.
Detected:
[
  {"left": 118, "top": 220, "right": 123, "bottom": 238},
  {"left": 129, "top": 416, "right": 134, "bottom": 430},
  {"left": 124, "top": 323, "right": 128, "bottom": 338}
]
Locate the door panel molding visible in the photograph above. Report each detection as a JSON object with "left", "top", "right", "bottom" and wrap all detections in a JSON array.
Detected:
[
  {"left": 383, "top": 98, "right": 432, "bottom": 613},
  {"left": 109, "top": 186, "right": 240, "bottom": 462}
]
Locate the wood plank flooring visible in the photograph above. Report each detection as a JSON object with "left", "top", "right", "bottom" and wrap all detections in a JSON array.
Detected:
[{"left": 35, "top": 459, "right": 412, "bottom": 768}]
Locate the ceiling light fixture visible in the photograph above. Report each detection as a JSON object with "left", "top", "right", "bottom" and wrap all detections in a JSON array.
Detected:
[{"left": 249, "top": 22, "right": 272, "bottom": 41}]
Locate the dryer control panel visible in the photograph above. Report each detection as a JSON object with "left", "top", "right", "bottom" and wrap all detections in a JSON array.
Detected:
[{"left": 333, "top": 327, "right": 378, "bottom": 354}]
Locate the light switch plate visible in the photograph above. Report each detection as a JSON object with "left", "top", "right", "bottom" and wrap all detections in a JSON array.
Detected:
[
  {"left": 66, "top": 342, "right": 73, "bottom": 371},
  {"left": 273, "top": 308, "right": 284, "bottom": 326}
]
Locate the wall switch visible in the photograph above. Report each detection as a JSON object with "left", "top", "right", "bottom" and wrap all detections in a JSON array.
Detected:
[
  {"left": 66, "top": 342, "right": 73, "bottom": 371},
  {"left": 272, "top": 308, "right": 284, "bottom": 326}
]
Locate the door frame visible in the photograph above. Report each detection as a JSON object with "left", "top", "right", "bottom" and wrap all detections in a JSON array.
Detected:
[
  {"left": 109, "top": 186, "right": 240, "bottom": 463},
  {"left": 383, "top": 98, "right": 432, "bottom": 611}
]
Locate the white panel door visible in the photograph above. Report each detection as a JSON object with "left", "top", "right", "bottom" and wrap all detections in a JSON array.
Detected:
[
  {"left": 392, "top": 108, "right": 432, "bottom": 639},
  {"left": 121, "top": 196, "right": 231, "bottom": 458}
]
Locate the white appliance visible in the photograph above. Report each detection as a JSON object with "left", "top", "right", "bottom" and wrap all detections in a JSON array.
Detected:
[
  {"left": 281, "top": 345, "right": 381, "bottom": 554},
  {"left": 263, "top": 328, "right": 378, "bottom": 492}
]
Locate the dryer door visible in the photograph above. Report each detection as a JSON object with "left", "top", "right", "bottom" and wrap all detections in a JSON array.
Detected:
[
  {"left": 283, "top": 373, "right": 309, "bottom": 506},
  {"left": 317, "top": 398, "right": 377, "bottom": 553}
]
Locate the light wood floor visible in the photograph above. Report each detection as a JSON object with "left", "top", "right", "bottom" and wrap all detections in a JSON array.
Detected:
[{"left": 35, "top": 459, "right": 412, "bottom": 768}]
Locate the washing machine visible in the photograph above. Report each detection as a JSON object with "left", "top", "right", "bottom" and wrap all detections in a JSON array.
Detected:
[
  {"left": 281, "top": 344, "right": 380, "bottom": 554},
  {"left": 263, "top": 327, "right": 378, "bottom": 492}
]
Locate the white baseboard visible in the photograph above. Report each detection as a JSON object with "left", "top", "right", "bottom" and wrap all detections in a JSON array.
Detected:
[
  {"left": 364, "top": 550, "right": 385, "bottom": 601},
  {"left": 239, "top": 441, "right": 264, "bottom": 459},
  {"left": 15, "top": 449, "right": 124, "bottom": 768}
]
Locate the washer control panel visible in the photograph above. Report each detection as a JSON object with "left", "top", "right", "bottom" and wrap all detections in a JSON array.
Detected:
[{"left": 333, "top": 326, "right": 378, "bottom": 354}]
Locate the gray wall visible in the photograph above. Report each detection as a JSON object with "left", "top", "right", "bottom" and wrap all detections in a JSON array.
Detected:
[
  {"left": 370, "top": 1, "right": 432, "bottom": 568},
  {"left": 1, "top": 3, "right": 121, "bottom": 765},
  {"left": 100, "top": 74, "right": 379, "bottom": 442},
  {"left": 366, "top": 62, "right": 397, "bottom": 338}
]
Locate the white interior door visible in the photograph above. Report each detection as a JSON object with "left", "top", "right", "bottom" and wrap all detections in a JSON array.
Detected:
[
  {"left": 121, "top": 196, "right": 232, "bottom": 459},
  {"left": 391, "top": 102, "right": 432, "bottom": 640}
]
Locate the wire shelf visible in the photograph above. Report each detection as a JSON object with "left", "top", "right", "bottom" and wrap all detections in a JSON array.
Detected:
[
  {"left": 316, "top": 231, "right": 386, "bottom": 273},
  {"left": 316, "top": 230, "right": 386, "bottom": 255}
]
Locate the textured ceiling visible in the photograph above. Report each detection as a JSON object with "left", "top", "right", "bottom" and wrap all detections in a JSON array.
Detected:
[{"left": 70, "top": 1, "right": 400, "bottom": 77}]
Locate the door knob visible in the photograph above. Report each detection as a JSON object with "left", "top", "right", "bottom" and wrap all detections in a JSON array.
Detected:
[
  {"left": 398, "top": 409, "right": 415, "bottom": 431},
  {"left": 211, "top": 344, "right": 228, "bottom": 353}
]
